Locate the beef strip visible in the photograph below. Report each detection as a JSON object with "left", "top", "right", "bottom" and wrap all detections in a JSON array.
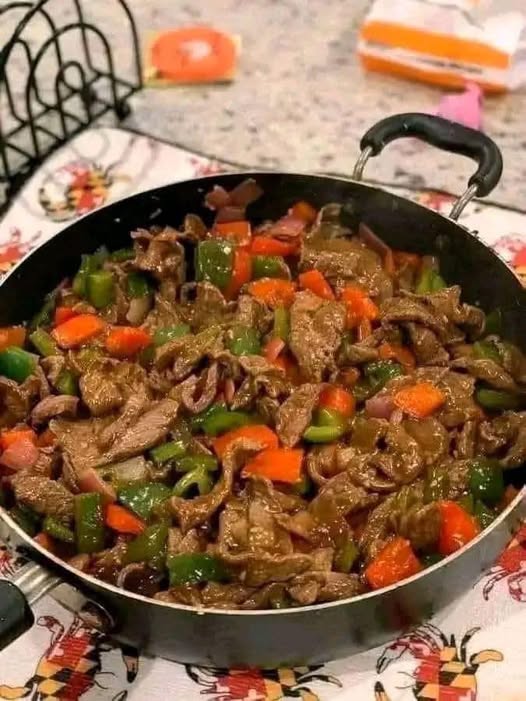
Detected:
[
  {"left": 392, "top": 502, "right": 441, "bottom": 551},
  {"left": 0, "top": 376, "right": 40, "bottom": 427},
  {"left": 97, "top": 391, "right": 150, "bottom": 450},
  {"left": 179, "top": 282, "right": 233, "bottom": 331},
  {"left": 306, "top": 444, "right": 340, "bottom": 486},
  {"left": 234, "top": 295, "right": 272, "bottom": 334},
  {"left": 301, "top": 238, "right": 392, "bottom": 298},
  {"left": 154, "top": 325, "right": 223, "bottom": 380},
  {"left": 454, "top": 420, "right": 477, "bottom": 459},
  {"left": 451, "top": 357, "right": 519, "bottom": 392},
  {"left": 289, "top": 291, "right": 346, "bottom": 382},
  {"left": 31, "top": 395, "right": 79, "bottom": 425},
  {"left": 171, "top": 363, "right": 218, "bottom": 414},
  {"left": 170, "top": 438, "right": 262, "bottom": 532},
  {"left": 423, "top": 286, "right": 484, "bottom": 336},
  {"left": 369, "top": 424, "right": 424, "bottom": 485},
  {"left": 406, "top": 323, "right": 449, "bottom": 365},
  {"left": 133, "top": 226, "right": 185, "bottom": 287},
  {"left": 275, "top": 383, "right": 322, "bottom": 447},
  {"left": 50, "top": 417, "right": 107, "bottom": 472},
  {"left": 381, "top": 297, "right": 449, "bottom": 341},
  {"left": 359, "top": 495, "right": 398, "bottom": 562},
  {"left": 103, "top": 398, "right": 179, "bottom": 463},
  {"left": 79, "top": 365, "right": 124, "bottom": 417},
  {"left": 11, "top": 473, "right": 74, "bottom": 523},
  {"left": 403, "top": 418, "right": 449, "bottom": 467}
]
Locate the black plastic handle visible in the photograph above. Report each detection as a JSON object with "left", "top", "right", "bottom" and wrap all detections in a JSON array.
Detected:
[
  {"left": 0, "top": 580, "right": 34, "bottom": 649},
  {"left": 360, "top": 113, "right": 503, "bottom": 197}
]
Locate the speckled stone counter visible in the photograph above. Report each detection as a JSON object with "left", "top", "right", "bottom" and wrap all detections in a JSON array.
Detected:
[{"left": 4, "top": 0, "right": 526, "bottom": 209}]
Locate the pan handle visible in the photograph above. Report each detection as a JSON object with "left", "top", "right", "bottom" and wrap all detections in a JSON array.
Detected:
[
  {"left": 353, "top": 112, "right": 503, "bottom": 220},
  {"left": 0, "top": 560, "right": 114, "bottom": 651}
]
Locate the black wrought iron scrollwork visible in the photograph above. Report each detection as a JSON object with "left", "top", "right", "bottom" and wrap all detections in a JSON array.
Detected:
[{"left": 0, "top": 0, "right": 142, "bottom": 209}]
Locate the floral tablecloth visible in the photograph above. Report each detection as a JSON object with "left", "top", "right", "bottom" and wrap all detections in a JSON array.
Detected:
[{"left": 1, "top": 127, "right": 526, "bottom": 701}]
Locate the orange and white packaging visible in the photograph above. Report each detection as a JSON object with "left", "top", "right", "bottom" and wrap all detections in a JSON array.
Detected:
[{"left": 358, "top": 0, "right": 526, "bottom": 92}]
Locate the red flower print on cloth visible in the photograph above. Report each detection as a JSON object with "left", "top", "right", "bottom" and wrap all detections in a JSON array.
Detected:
[
  {"left": 188, "top": 156, "right": 227, "bottom": 177},
  {"left": 0, "top": 613, "right": 139, "bottom": 700},
  {"left": 0, "top": 228, "right": 41, "bottom": 272},
  {"left": 185, "top": 664, "right": 341, "bottom": 701},
  {"left": 375, "top": 624, "right": 502, "bottom": 701},
  {"left": 482, "top": 524, "right": 526, "bottom": 602}
]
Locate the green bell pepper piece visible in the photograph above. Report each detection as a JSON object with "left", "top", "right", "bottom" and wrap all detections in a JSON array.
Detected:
[
  {"left": 29, "top": 328, "right": 59, "bottom": 357},
  {"left": 43, "top": 515, "right": 75, "bottom": 543},
  {"left": 473, "top": 340, "right": 501, "bottom": 363},
  {"left": 167, "top": 552, "right": 229, "bottom": 586},
  {"left": 334, "top": 540, "right": 359, "bottom": 573},
  {"left": 201, "top": 407, "right": 253, "bottom": 437},
  {"left": 175, "top": 455, "right": 218, "bottom": 472},
  {"left": 55, "top": 369, "right": 78, "bottom": 396},
  {"left": 195, "top": 240, "right": 234, "bottom": 291},
  {"left": 110, "top": 247, "right": 135, "bottom": 262},
  {"left": 75, "top": 493, "right": 105, "bottom": 554},
  {"left": 273, "top": 306, "right": 289, "bottom": 341},
  {"left": 469, "top": 457, "right": 504, "bottom": 505},
  {"left": 458, "top": 493, "right": 475, "bottom": 514},
  {"left": 118, "top": 483, "right": 171, "bottom": 521},
  {"left": 303, "top": 424, "right": 345, "bottom": 443},
  {"left": 86, "top": 271, "right": 114, "bottom": 309},
  {"left": 474, "top": 500, "right": 495, "bottom": 529},
  {"left": 416, "top": 268, "right": 446, "bottom": 294},
  {"left": 173, "top": 465, "right": 214, "bottom": 497},
  {"left": 424, "top": 465, "right": 450, "bottom": 503},
  {"left": 484, "top": 309, "right": 503, "bottom": 336},
  {"left": 124, "top": 522, "right": 168, "bottom": 569},
  {"left": 10, "top": 504, "right": 40, "bottom": 536},
  {"left": 252, "top": 256, "right": 289, "bottom": 280},
  {"left": 291, "top": 471, "right": 312, "bottom": 497},
  {"left": 153, "top": 324, "right": 191, "bottom": 347},
  {"left": 0, "top": 347, "right": 36, "bottom": 383},
  {"left": 190, "top": 402, "right": 227, "bottom": 433},
  {"left": 316, "top": 408, "right": 345, "bottom": 428},
  {"left": 149, "top": 440, "right": 187, "bottom": 465},
  {"left": 126, "top": 272, "right": 151, "bottom": 298},
  {"left": 476, "top": 387, "right": 520, "bottom": 411},
  {"left": 355, "top": 360, "right": 404, "bottom": 401},
  {"left": 227, "top": 326, "right": 261, "bottom": 356},
  {"left": 72, "top": 249, "right": 108, "bottom": 297},
  {"left": 30, "top": 289, "right": 59, "bottom": 330}
]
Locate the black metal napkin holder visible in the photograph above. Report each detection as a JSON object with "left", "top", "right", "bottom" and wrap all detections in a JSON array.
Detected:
[{"left": 0, "top": 0, "right": 142, "bottom": 212}]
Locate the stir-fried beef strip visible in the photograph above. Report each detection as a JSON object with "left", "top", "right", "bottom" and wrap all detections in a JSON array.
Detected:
[{"left": 0, "top": 178, "right": 522, "bottom": 610}]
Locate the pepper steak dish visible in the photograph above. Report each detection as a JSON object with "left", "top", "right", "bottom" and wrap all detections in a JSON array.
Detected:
[{"left": 0, "top": 179, "right": 521, "bottom": 610}]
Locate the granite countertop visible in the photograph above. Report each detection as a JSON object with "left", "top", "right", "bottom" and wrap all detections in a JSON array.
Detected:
[{"left": 3, "top": 0, "right": 526, "bottom": 209}]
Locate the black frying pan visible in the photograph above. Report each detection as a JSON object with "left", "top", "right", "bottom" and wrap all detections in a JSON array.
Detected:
[{"left": 1, "top": 114, "right": 525, "bottom": 668}]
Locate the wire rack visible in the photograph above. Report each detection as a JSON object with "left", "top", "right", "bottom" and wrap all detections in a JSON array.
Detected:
[{"left": 0, "top": 0, "right": 142, "bottom": 208}]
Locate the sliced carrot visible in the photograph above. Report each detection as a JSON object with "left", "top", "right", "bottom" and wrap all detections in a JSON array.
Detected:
[
  {"left": 105, "top": 326, "right": 152, "bottom": 358},
  {"left": 53, "top": 314, "right": 105, "bottom": 349},
  {"left": 393, "top": 382, "right": 445, "bottom": 418},
  {"left": 213, "top": 424, "right": 279, "bottom": 459},
  {"left": 264, "top": 337, "right": 286, "bottom": 362},
  {"left": 247, "top": 278, "right": 296, "bottom": 309},
  {"left": 298, "top": 270, "right": 335, "bottom": 300},
  {"left": 384, "top": 249, "right": 396, "bottom": 276},
  {"left": 290, "top": 201, "right": 317, "bottom": 224},
  {"left": 502, "top": 484, "right": 520, "bottom": 507},
  {"left": 54, "top": 306, "right": 78, "bottom": 327},
  {"left": 213, "top": 220, "right": 252, "bottom": 247},
  {"left": 34, "top": 532, "right": 57, "bottom": 553},
  {"left": 365, "top": 537, "right": 422, "bottom": 590},
  {"left": 250, "top": 237, "right": 298, "bottom": 257},
  {"left": 379, "top": 342, "right": 416, "bottom": 370},
  {"left": 1, "top": 428, "right": 37, "bottom": 450},
  {"left": 438, "top": 501, "right": 480, "bottom": 556},
  {"left": 225, "top": 248, "right": 252, "bottom": 300},
  {"left": 393, "top": 251, "right": 421, "bottom": 269},
  {"left": 106, "top": 503, "right": 145, "bottom": 535},
  {"left": 319, "top": 386, "right": 355, "bottom": 419},
  {"left": 0, "top": 326, "right": 26, "bottom": 351},
  {"left": 340, "top": 285, "right": 379, "bottom": 329},
  {"left": 242, "top": 448, "right": 303, "bottom": 484},
  {"left": 37, "top": 428, "right": 56, "bottom": 448}
]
